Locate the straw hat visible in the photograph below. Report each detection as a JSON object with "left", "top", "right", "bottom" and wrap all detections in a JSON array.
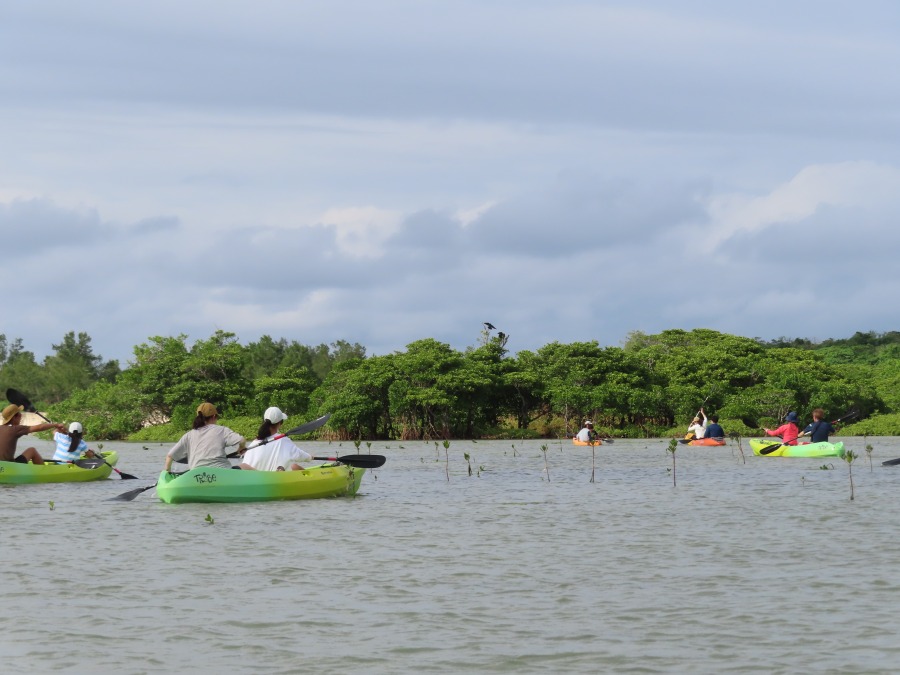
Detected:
[{"left": 1, "top": 404, "right": 24, "bottom": 425}]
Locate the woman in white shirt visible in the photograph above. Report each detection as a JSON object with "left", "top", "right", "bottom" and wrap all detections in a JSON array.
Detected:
[
  {"left": 240, "top": 407, "right": 313, "bottom": 471},
  {"left": 686, "top": 409, "right": 708, "bottom": 440}
]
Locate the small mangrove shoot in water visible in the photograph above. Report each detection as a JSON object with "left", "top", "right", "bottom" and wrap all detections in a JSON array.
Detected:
[
  {"left": 667, "top": 438, "right": 677, "bottom": 487},
  {"left": 729, "top": 432, "right": 746, "bottom": 464},
  {"left": 541, "top": 444, "right": 550, "bottom": 482},
  {"left": 864, "top": 434, "right": 873, "bottom": 473},
  {"left": 843, "top": 449, "right": 858, "bottom": 501},
  {"left": 464, "top": 452, "right": 473, "bottom": 477},
  {"left": 48, "top": 500, "right": 55, "bottom": 511},
  {"left": 589, "top": 437, "right": 601, "bottom": 483},
  {"left": 443, "top": 440, "right": 450, "bottom": 482}
]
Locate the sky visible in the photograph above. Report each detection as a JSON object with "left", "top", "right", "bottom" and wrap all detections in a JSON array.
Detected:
[{"left": 3, "top": 1, "right": 900, "bottom": 366}]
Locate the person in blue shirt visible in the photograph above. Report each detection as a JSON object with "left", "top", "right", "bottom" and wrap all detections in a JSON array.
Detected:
[
  {"left": 798, "top": 408, "right": 835, "bottom": 443},
  {"left": 704, "top": 414, "right": 725, "bottom": 439},
  {"left": 52, "top": 422, "right": 96, "bottom": 463}
]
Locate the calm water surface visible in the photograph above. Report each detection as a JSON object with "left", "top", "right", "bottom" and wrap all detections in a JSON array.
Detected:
[{"left": 2, "top": 436, "right": 900, "bottom": 674}]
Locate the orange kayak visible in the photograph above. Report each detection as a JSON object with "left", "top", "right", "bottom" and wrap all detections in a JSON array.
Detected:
[
  {"left": 572, "top": 438, "right": 602, "bottom": 446},
  {"left": 687, "top": 437, "right": 726, "bottom": 446}
]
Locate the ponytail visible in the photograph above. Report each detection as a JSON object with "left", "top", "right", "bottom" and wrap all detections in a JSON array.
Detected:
[
  {"left": 256, "top": 420, "right": 275, "bottom": 441},
  {"left": 67, "top": 432, "right": 82, "bottom": 456}
]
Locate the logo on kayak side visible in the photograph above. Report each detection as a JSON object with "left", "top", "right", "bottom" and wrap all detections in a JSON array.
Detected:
[{"left": 194, "top": 472, "right": 217, "bottom": 484}]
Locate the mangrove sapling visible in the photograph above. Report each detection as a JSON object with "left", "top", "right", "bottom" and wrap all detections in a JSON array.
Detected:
[
  {"left": 729, "top": 432, "right": 746, "bottom": 464},
  {"left": 443, "top": 440, "right": 450, "bottom": 482},
  {"left": 464, "top": 452, "right": 473, "bottom": 476},
  {"left": 541, "top": 444, "right": 550, "bottom": 482},
  {"left": 48, "top": 501, "right": 55, "bottom": 511},
  {"left": 589, "top": 437, "right": 600, "bottom": 483},
  {"left": 865, "top": 442, "right": 873, "bottom": 472},
  {"left": 366, "top": 441, "right": 372, "bottom": 454},
  {"left": 511, "top": 443, "right": 517, "bottom": 457},
  {"left": 842, "top": 449, "right": 858, "bottom": 501},
  {"left": 205, "top": 513, "right": 214, "bottom": 525},
  {"left": 667, "top": 438, "right": 677, "bottom": 487}
]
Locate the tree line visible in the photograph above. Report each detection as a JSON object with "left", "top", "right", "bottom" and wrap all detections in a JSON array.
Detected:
[{"left": 3, "top": 327, "right": 900, "bottom": 441}]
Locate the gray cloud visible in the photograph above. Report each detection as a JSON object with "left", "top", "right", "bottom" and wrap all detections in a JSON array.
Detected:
[{"left": 2, "top": 3, "right": 900, "bottom": 365}]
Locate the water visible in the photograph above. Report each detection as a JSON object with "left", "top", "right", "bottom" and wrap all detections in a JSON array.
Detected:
[{"left": 2, "top": 437, "right": 900, "bottom": 674}]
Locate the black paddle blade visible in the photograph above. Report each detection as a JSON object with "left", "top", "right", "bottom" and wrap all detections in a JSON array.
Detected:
[
  {"left": 759, "top": 443, "right": 783, "bottom": 455},
  {"left": 285, "top": 413, "right": 332, "bottom": 436},
  {"left": 882, "top": 457, "right": 900, "bottom": 467},
  {"left": 313, "top": 454, "right": 386, "bottom": 468},
  {"left": 115, "top": 469, "right": 140, "bottom": 480},
  {"left": 6, "top": 388, "right": 36, "bottom": 412},
  {"left": 107, "top": 484, "right": 157, "bottom": 501}
]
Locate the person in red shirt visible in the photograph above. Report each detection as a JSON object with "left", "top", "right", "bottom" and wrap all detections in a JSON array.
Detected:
[{"left": 763, "top": 411, "right": 800, "bottom": 446}]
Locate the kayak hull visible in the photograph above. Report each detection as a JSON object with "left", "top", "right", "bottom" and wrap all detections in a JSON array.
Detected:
[
  {"left": 0, "top": 451, "right": 118, "bottom": 484},
  {"left": 750, "top": 439, "right": 845, "bottom": 457},
  {"left": 572, "top": 438, "right": 602, "bottom": 446},
  {"left": 155, "top": 463, "right": 366, "bottom": 504},
  {"left": 688, "top": 438, "right": 726, "bottom": 446}
]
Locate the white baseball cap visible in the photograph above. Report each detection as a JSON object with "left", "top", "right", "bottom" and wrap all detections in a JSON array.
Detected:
[
  {"left": 264, "top": 407, "right": 288, "bottom": 424},
  {"left": 68, "top": 422, "right": 84, "bottom": 434}
]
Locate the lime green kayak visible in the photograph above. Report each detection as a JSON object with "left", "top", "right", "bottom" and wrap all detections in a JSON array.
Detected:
[
  {"left": 750, "top": 439, "right": 845, "bottom": 457},
  {"left": 0, "top": 451, "right": 118, "bottom": 484},
  {"left": 155, "top": 463, "right": 366, "bottom": 504}
]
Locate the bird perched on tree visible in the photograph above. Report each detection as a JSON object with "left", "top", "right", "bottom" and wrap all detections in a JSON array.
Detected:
[{"left": 484, "top": 322, "right": 496, "bottom": 330}]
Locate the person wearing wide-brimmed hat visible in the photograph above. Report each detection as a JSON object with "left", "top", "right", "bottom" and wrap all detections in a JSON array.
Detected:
[
  {"left": 685, "top": 408, "right": 708, "bottom": 441},
  {"left": 763, "top": 411, "right": 800, "bottom": 446},
  {"left": 239, "top": 407, "right": 313, "bottom": 471},
  {"left": 0, "top": 404, "right": 66, "bottom": 464},
  {"left": 163, "top": 402, "right": 246, "bottom": 471}
]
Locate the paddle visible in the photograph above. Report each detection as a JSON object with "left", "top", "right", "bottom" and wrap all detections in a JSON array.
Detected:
[
  {"left": 6, "top": 388, "right": 139, "bottom": 479},
  {"left": 108, "top": 453, "right": 385, "bottom": 501},
  {"left": 172, "top": 413, "right": 334, "bottom": 463},
  {"left": 758, "top": 410, "right": 860, "bottom": 455},
  {"left": 312, "top": 454, "right": 386, "bottom": 468}
]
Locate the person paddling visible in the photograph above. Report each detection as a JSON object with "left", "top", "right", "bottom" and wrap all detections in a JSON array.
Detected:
[
  {"left": 763, "top": 411, "right": 800, "bottom": 446},
  {"left": 705, "top": 414, "right": 725, "bottom": 440},
  {"left": 239, "top": 407, "right": 313, "bottom": 471},
  {"left": 575, "top": 420, "right": 598, "bottom": 443},
  {"left": 0, "top": 404, "right": 65, "bottom": 464},
  {"left": 52, "top": 422, "right": 97, "bottom": 463},
  {"left": 163, "top": 402, "right": 246, "bottom": 471},
  {"left": 798, "top": 408, "right": 835, "bottom": 443},
  {"left": 686, "top": 409, "right": 708, "bottom": 440}
]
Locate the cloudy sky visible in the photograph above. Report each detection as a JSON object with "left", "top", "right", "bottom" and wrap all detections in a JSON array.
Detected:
[{"left": 3, "top": 1, "right": 900, "bottom": 365}]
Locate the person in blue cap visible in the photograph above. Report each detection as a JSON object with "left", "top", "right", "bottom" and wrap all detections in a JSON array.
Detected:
[{"left": 763, "top": 411, "right": 800, "bottom": 446}]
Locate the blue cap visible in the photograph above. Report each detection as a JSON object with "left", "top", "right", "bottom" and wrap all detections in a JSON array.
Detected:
[{"left": 785, "top": 411, "right": 798, "bottom": 422}]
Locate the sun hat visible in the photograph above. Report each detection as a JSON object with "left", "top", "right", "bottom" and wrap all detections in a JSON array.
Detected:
[
  {"left": 1, "top": 404, "right": 24, "bottom": 425},
  {"left": 68, "top": 422, "right": 84, "bottom": 434},
  {"left": 785, "top": 411, "right": 798, "bottom": 422},
  {"left": 197, "top": 402, "right": 219, "bottom": 417},
  {"left": 264, "top": 407, "right": 288, "bottom": 424}
]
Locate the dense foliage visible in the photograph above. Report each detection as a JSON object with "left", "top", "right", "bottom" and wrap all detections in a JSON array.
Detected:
[{"left": 2, "top": 328, "right": 899, "bottom": 440}]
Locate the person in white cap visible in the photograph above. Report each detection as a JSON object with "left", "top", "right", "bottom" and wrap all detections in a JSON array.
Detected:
[
  {"left": 52, "top": 421, "right": 98, "bottom": 463},
  {"left": 239, "top": 407, "right": 313, "bottom": 471},
  {"left": 575, "top": 420, "right": 597, "bottom": 443},
  {"left": 0, "top": 404, "right": 66, "bottom": 464}
]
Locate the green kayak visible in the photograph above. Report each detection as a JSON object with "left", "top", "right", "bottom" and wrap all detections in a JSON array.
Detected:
[
  {"left": 155, "top": 463, "right": 366, "bottom": 504},
  {"left": 0, "top": 451, "right": 119, "bottom": 484},
  {"left": 750, "top": 439, "right": 845, "bottom": 457}
]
